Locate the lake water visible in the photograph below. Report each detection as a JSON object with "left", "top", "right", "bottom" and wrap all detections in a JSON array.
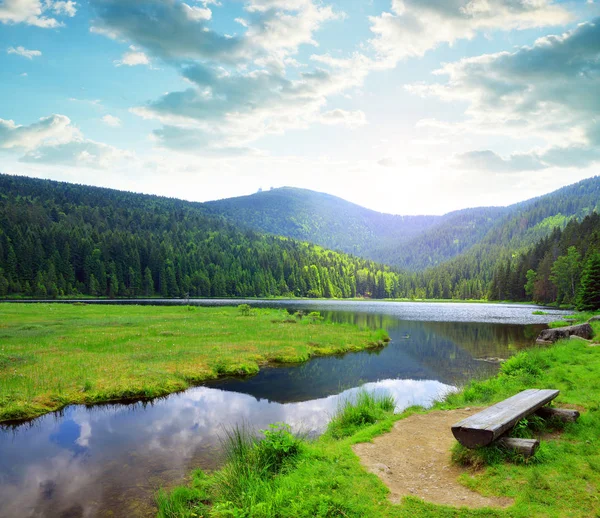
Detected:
[{"left": 0, "top": 301, "right": 569, "bottom": 517}]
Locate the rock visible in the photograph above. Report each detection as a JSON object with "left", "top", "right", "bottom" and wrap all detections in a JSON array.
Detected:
[
  {"left": 588, "top": 315, "right": 600, "bottom": 322},
  {"left": 373, "top": 463, "right": 391, "bottom": 474},
  {"left": 474, "top": 357, "right": 505, "bottom": 363},
  {"left": 535, "top": 323, "right": 593, "bottom": 344}
]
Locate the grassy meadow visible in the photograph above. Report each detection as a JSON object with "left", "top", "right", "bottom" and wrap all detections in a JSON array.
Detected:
[
  {"left": 0, "top": 303, "right": 389, "bottom": 422},
  {"left": 157, "top": 315, "right": 600, "bottom": 517}
]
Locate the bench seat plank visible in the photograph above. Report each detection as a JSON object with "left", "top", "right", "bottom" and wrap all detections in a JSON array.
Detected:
[{"left": 451, "top": 389, "right": 559, "bottom": 448}]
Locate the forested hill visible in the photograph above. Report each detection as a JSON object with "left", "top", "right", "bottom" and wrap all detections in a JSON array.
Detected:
[
  {"left": 204, "top": 187, "right": 507, "bottom": 269},
  {"left": 204, "top": 187, "right": 441, "bottom": 258},
  {"left": 0, "top": 174, "right": 407, "bottom": 299},
  {"left": 205, "top": 178, "right": 600, "bottom": 272},
  {"left": 417, "top": 176, "right": 600, "bottom": 300},
  {"left": 487, "top": 212, "right": 600, "bottom": 309}
]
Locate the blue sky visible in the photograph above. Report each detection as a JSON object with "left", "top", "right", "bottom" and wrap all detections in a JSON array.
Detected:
[{"left": 0, "top": 0, "right": 599, "bottom": 214}]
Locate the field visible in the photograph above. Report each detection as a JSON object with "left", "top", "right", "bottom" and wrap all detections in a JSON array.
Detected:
[{"left": 0, "top": 303, "right": 388, "bottom": 422}]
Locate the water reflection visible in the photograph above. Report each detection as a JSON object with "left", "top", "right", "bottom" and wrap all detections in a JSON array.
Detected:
[
  {"left": 210, "top": 317, "right": 544, "bottom": 401},
  {"left": 0, "top": 379, "right": 451, "bottom": 518}
]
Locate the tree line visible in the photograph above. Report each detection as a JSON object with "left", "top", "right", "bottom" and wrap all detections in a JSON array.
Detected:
[
  {"left": 1, "top": 174, "right": 600, "bottom": 307},
  {"left": 0, "top": 175, "right": 410, "bottom": 300},
  {"left": 488, "top": 213, "right": 600, "bottom": 309}
]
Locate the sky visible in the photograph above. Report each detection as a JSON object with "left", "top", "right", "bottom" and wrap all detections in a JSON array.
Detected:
[{"left": 0, "top": 0, "right": 599, "bottom": 215}]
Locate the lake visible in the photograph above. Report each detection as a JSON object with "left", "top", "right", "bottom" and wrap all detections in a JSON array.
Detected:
[{"left": 0, "top": 301, "right": 569, "bottom": 517}]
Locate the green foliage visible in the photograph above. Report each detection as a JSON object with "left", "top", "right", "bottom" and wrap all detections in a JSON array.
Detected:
[
  {"left": 327, "top": 390, "right": 395, "bottom": 439},
  {"left": 237, "top": 304, "right": 251, "bottom": 316},
  {"left": 307, "top": 311, "right": 323, "bottom": 323},
  {"left": 577, "top": 252, "right": 600, "bottom": 311},
  {"left": 550, "top": 246, "right": 581, "bottom": 304}
]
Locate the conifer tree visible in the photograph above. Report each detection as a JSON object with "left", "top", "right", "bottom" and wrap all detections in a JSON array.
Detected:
[{"left": 577, "top": 252, "right": 600, "bottom": 311}]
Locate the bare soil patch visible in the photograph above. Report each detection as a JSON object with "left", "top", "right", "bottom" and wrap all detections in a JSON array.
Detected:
[{"left": 352, "top": 409, "right": 513, "bottom": 509}]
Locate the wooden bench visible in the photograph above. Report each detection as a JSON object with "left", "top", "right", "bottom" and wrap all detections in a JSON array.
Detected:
[{"left": 451, "top": 389, "right": 578, "bottom": 456}]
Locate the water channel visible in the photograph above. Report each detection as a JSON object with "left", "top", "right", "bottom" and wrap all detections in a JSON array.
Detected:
[{"left": 0, "top": 301, "right": 570, "bottom": 517}]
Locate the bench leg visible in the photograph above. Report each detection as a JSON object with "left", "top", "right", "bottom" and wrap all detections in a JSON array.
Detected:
[{"left": 497, "top": 437, "right": 539, "bottom": 458}]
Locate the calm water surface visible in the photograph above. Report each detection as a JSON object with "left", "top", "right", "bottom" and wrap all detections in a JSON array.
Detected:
[{"left": 0, "top": 301, "right": 569, "bottom": 517}]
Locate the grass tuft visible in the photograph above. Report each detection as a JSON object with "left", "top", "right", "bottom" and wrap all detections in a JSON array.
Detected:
[{"left": 327, "top": 389, "right": 395, "bottom": 439}]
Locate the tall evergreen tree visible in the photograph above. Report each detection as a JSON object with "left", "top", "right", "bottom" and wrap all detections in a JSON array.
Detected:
[{"left": 577, "top": 253, "right": 600, "bottom": 311}]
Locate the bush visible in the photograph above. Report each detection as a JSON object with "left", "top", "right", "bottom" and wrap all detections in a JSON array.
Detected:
[
  {"left": 237, "top": 304, "right": 251, "bottom": 316},
  {"left": 307, "top": 311, "right": 323, "bottom": 323}
]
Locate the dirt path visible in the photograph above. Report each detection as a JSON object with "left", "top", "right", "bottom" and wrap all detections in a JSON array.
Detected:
[{"left": 352, "top": 409, "right": 513, "bottom": 509}]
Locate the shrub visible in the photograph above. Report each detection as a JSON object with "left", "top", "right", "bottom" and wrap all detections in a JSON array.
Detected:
[
  {"left": 237, "top": 304, "right": 251, "bottom": 316},
  {"left": 307, "top": 311, "right": 323, "bottom": 323}
]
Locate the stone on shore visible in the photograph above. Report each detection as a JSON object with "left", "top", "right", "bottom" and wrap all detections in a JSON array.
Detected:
[{"left": 536, "top": 323, "right": 593, "bottom": 345}]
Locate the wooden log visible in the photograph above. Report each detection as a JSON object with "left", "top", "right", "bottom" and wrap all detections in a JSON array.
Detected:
[
  {"left": 497, "top": 437, "right": 539, "bottom": 458},
  {"left": 451, "top": 389, "right": 559, "bottom": 448},
  {"left": 535, "top": 406, "right": 580, "bottom": 422}
]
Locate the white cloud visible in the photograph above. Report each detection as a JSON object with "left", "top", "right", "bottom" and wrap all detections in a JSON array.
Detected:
[
  {"left": 7, "top": 46, "right": 42, "bottom": 59},
  {"left": 0, "top": 114, "right": 132, "bottom": 169},
  {"left": 114, "top": 45, "right": 151, "bottom": 67},
  {"left": 52, "top": 1, "right": 76, "bottom": 17},
  {"left": 181, "top": 3, "right": 211, "bottom": 21},
  {"left": 377, "top": 157, "right": 396, "bottom": 167},
  {"left": 134, "top": 52, "right": 372, "bottom": 155},
  {"left": 0, "top": 115, "right": 78, "bottom": 150},
  {"left": 319, "top": 109, "right": 366, "bottom": 128},
  {"left": 0, "top": 0, "right": 75, "bottom": 27},
  {"left": 90, "top": 0, "right": 344, "bottom": 67},
  {"left": 369, "top": 0, "right": 571, "bottom": 66},
  {"left": 101, "top": 114, "right": 121, "bottom": 127},
  {"left": 407, "top": 19, "right": 600, "bottom": 171}
]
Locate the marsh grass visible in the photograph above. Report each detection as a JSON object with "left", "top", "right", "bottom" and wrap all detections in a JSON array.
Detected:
[
  {"left": 327, "top": 389, "right": 396, "bottom": 439},
  {"left": 0, "top": 303, "right": 389, "bottom": 422}
]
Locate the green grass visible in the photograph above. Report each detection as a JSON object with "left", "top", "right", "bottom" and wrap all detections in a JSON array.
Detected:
[
  {"left": 326, "top": 390, "right": 396, "bottom": 439},
  {"left": 0, "top": 303, "right": 389, "bottom": 422},
  {"left": 158, "top": 315, "right": 600, "bottom": 517}
]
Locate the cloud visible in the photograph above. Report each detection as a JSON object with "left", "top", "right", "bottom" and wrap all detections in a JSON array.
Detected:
[
  {"left": 89, "top": 0, "right": 343, "bottom": 67},
  {"left": 89, "top": 0, "right": 366, "bottom": 156},
  {"left": 20, "top": 139, "right": 131, "bottom": 168},
  {"left": 378, "top": 157, "right": 396, "bottom": 167},
  {"left": 152, "top": 125, "right": 259, "bottom": 157},
  {"left": 89, "top": 0, "right": 245, "bottom": 62},
  {"left": 319, "top": 109, "right": 366, "bottom": 128},
  {"left": 114, "top": 45, "right": 150, "bottom": 67},
  {"left": 101, "top": 114, "right": 121, "bottom": 127},
  {"left": 0, "top": 0, "right": 76, "bottom": 27},
  {"left": 133, "top": 53, "right": 371, "bottom": 153},
  {"left": 456, "top": 150, "right": 547, "bottom": 173},
  {"left": 181, "top": 3, "right": 211, "bottom": 21},
  {"left": 408, "top": 18, "right": 600, "bottom": 171},
  {"left": 0, "top": 114, "right": 131, "bottom": 168},
  {"left": 0, "top": 115, "right": 77, "bottom": 150},
  {"left": 369, "top": 0, "right": 571, "bottom": 66},
  {"left": 52, "top": 1, "right": 76, "bottom": 17},
  {"left": 7, "top": 46, "right": 42, "bottom": 59}
]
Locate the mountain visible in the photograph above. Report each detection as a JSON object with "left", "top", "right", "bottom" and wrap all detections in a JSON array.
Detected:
[
  {"left": 204, "top": 187, "right": 509, "bottom": 270},
  {"left": 204, "top": 187, "right": 441, "bottom": 259},
  {"left": 0, "top": 174, "right": 406, "bottom": 300},
  {"left": 204, "top": 178, "right": 600, "bottom": 271}
]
